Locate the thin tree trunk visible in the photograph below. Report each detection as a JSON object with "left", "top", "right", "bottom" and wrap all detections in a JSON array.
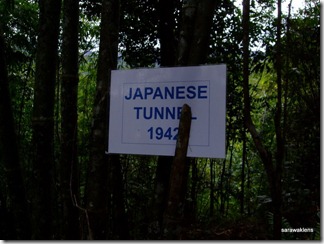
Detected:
[
  {"left": 273, "top": 0, "right": 283, "bottom": 239},
  {"left": 111, "top": 154, "right": 130, "bottom": 239},
  {"left": 189, "top": 158, "right": 198, "bottom": 222},
  {"left": 225, "top": 144, "right": 233, "bottom": 217},
  {"left": 151, "top": 0, "right": 176, "bottom": 234},
  {"left": 84, "top": 0, "right": 125, "bottom": 239},
  {"left": 210, "top": 159, "right": 215, "bottom": 217},
  {"left": 241, "top": 128, "right": 246, "bottom": 215},
  {"left": 219, "top": 158, "right": 226, "bottom": 216},
  {"left": 158, "top": 0, "right": 176, "bottom": 66},
  {"left": 283, "top": 0, "right": 292, "bottom": 157},
  {"left": 242, "top": 0, "right": 274, "bottom": 187},
  {"left": 60, "top": 0, "right": 80, "bottom": 239},
  {"left": 242, "top": 0, "right": 284, "bottom": 239},
  {"left": 151, "top": 156, "right": 172, "bottom": 235},
  {"left": 247, "top": 155, "right": 251, "bottom": 216},
  {"left": 0, "top": 24, "right": 31, "bottom": 240},
  {"left": 31, "top": 0, "right": 62, "bottom": 239}
]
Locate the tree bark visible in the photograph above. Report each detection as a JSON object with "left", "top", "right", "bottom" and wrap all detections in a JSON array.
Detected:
[
  {"left": 83, "top": 0, "right": 128, "bottom": 239},
  {"left": 242, "top": 0, "right": 274, "bottom": 185},
  {"left": 176, "top": 0, "right": 198, "bottom": 66},
  {"left": 210, "top": 159, "right": 215, "bottom": 217},
  {"left": 151, "top": 156, "right": 172, "bottom": 236},
  {"left": 190, "top": 158, "right": 198, "bottom": 221},
  {"left": 242, "top": 0, "right": 283, "bottom": 239},
  {"left": 219, "top": 158, "right": 226, "bottom": 215},
  {"left": 187, "top": 0, "right": 217, "bottom": 65},
  {"left": 241, "top": 128, "right": 246, "bottom": 215},
  {"left": 60, "top": 0, "right": 80, "bottom": 239},
  {"left": 31, "top": 0, "right": 62, "bottom": 239},
  {"left": 158, "top": 0, "right": 176, "bottom": 66},
  {"left": 111, "top": 154, "right": 130, "bottom": 239},
  {"left": 150, "top": 0, "right": 177, "bottom": 235},
  {"left": 177, "top": 0, "right": 217, "bottom": 66},
  {"left": 160, "top": 1, "right": 217, "bottom": 236},
  {"left": 273, "top": 0, "right": 283, "bottom": 239},
  {"left": 163, "top": 104, "right": 192, "bottom": 239},
  {"left": 0, "top": 24, "right": 31, "bottom": 240}
]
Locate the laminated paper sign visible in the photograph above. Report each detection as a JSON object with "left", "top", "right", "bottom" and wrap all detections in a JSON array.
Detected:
[{"left": 108, "top": 64, "right": 226, "bottom": 158}]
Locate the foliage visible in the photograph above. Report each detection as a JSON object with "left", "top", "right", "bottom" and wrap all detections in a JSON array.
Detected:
[
  {"left": 119, "top": 0, "right": 160, "bottom": 67},
  {"left": 78, "top": 51, "right": 98, "bottom": 194},
  {"left": 0, "top": 0, "right": 320, "bottom": 240}
]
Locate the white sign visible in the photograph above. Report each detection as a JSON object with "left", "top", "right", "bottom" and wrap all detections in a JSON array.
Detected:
[{"left": 108, "top": 64, "right": 226, "bottom": 158}]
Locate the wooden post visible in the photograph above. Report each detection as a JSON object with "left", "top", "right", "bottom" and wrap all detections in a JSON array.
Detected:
[{"left": 163, "top": 104, "right": 192, "bottom": 239}]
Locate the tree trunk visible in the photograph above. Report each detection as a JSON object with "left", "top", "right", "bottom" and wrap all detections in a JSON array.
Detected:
[
  {"left": 273, "top": 0, "right": 283, "bottom": 239},
  {"left": 181, "top": 159, "right": 198, "bottom": 223},
  {"left": 158, "top": 0, "right": 176, "bottom": 66},
  {"left": 151, "top": 156, "right": 172, "bottom": 236},
  {"left": 84, "top": 0, "right": 127, "bottom": 239},
  {"left": 187, "top": 0, "right": 216, "bottom": 65},
  {"left": 163, "top": 104, "right": 192, "bottom": 239},
  {"left": 241, "top": 128, "right": 246, "bottom": 215},
  {"left": 225, "top": 144, "right": 233, "bottom": 216},
  {"left": 210, "top": 159, "right": 215, "bottom": 217},
  {"left": 242, "top": 0, "right": 274, "bottom": 187},
  {"left": 158, "top": 0, "right": 217, "bottom": 238},
  {"left": 177, "top": 0, "right": 217, "bottom": 66},
  {"left": 246, "top": 155, "right": 251, "bottom": 216},
  {"left": 31, "top": 0, "right": 62, "bottom": 239},
  {"left": 0, "top": 24, "right": 31, "bottom": 240},
  {"left": 242, "top": 0, "right": 284, "bottom": 239},
  {"left": 219, "top": 158, "right": 226, "bottom": 215},
  {"left": 111, "top": 154, "right": 130, "bottom": 239},
  {"left": 176, "top": 0, "right": 197, "bottom": 66},
  {"left": 60, "top": 0, "right": 80, "bottom": 239},
  {"left": 150, "top": 0, "right": 176, "bottom": 235}
]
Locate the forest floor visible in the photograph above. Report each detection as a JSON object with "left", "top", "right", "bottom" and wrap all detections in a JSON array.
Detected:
[
  {"left": 180, "top": 218, "right": 270, "bottom": 240},
  {"left": 175, "top": 218, "right": 318, "bottom": 240}
]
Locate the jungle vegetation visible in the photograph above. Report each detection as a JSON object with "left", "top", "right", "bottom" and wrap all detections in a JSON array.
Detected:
[{"left": 0, "top": 0, "right": 320, "bottom": 240}]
